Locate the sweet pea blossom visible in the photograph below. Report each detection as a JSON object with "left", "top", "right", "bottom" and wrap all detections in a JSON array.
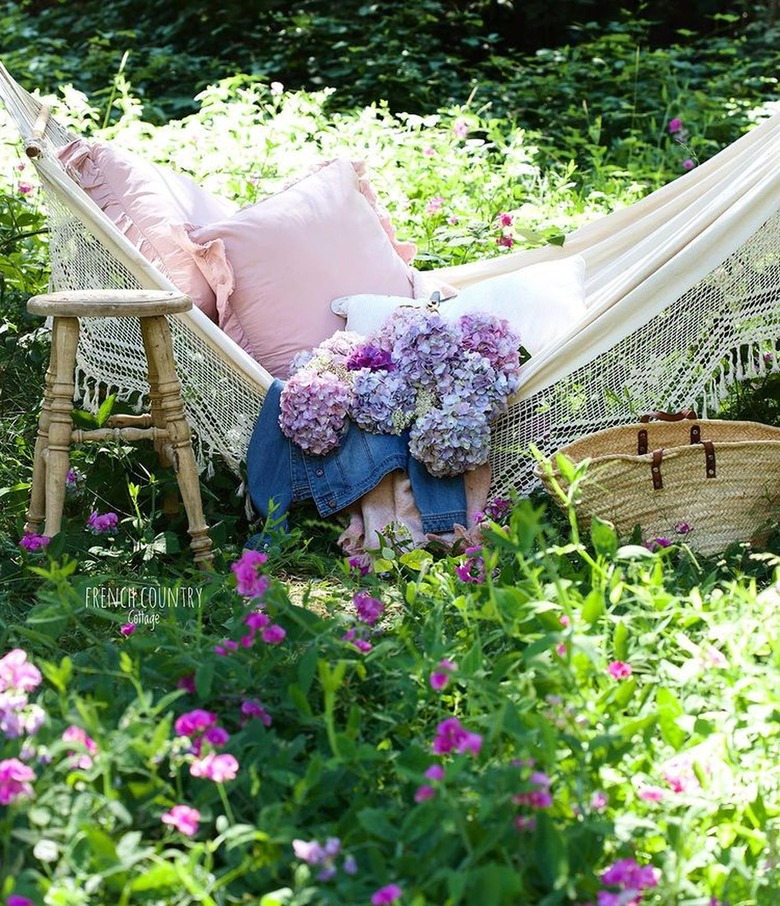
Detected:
[
  {"left": 161, "top": 804, "right": 201, "bottom": 836},
  {"left": 429, "top": 658, "right": 457, "bottom": 691},
  {"left": 293, "top": 836, "right": 344, "bottom": 881},
  {"left": 241, "top": 698, "right": 272, "bottom": 727},
  {"left": 455, "top": 546, "right": 486, "bottom": 584},
  {"left": 18, "top": 532, "right": 50, "bottom": 552},
  {"left": 453, "top": 119, "right": 468, "bottom": 138},
  {"left": 600, "top": 857, "right": 660, "bottom": 893},
  {"left": 371, "top": 884, "right": 403, "bottom": 905},
  {"left": 0, "top": 650, "right": 42, "bottom": 693},
  {"left": 668, "top": 117, "right": 683, "bottom": 134},
  {"left": 119, "top": 623, "right": 135, "bottom": 637},
  {"left": 0, "top": 758, "right": 36, "bottom": 804},
  {"left": 432, "top": 717, "right": 482, "bottom": 757},
  {"left": 607, "top": 660, "right": 632, "bottom": 679},
  {"left": 682, "top": 158, "right": 696, "bottom": 170},
  {"left": 86, "top": 510, "right": 119, "bottom": 534},
  {"left": 354, "top": 591, "right": 385, "bottom": 626},
  {"left": 513, "top": 771, "right": 553, "bottom": 809},
  {"left": 261, "top": 624, "right": 287, "bottom": 644},
  {"left": 415, "top": 763, "right": 445, "bottom": 802},
  {"left": 7, "top": 894, "right": 35, "bottom": 906},
  {"left": 231, "top": 549, "right": 270, "bottom": 599},
  {"left": 62, "top": 725, "right": 98, "bottom": 770},
  {"left": 190, "top": 752, "right": 239, "bottom": 782}
]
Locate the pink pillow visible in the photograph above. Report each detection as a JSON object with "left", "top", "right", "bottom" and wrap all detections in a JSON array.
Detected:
[
  {"left": 57, "top": 139, "right": 238, "bottom": 321},
  {"left": 182, "top": 159, "right": 416, "bottom": 378}
]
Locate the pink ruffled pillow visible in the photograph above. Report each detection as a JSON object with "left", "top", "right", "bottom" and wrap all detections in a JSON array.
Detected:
[
  {"left": 182, "top": 159, "right": 416, "bottom": 378},
  {"left": 57, "top": 139, "right": 238, "bottom": 321}
]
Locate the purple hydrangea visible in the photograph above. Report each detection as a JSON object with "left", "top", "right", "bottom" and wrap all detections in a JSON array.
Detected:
[
  {"left": 351, "top": 369, "right": 416, "bottom": 434},
  {"left": 346, "top": 343, "right": 395, "bottom": 372},
  {"left": 279, "top": 369, "right": 353, "bottom": 456},
  {"left": 409, "top": 403, "right": 491, "bottom": 477},
  {"left": 375, "top": 309, "right": 461, "bottom": 393}
]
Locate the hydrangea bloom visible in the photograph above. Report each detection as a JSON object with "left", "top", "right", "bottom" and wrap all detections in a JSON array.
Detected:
[
  {"left": 280, "top": 309, "right": 521, "bottom": 476},
  {"left": 161, "top": 804, "right": 201, "bottom": 836}
]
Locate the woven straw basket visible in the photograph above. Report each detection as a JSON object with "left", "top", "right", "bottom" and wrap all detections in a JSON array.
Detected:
[{"left": 538, "top": 411, "right": 780, "bottom": 555}]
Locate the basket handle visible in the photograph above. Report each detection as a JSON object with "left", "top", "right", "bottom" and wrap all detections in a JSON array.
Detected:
[
  {"left": 637, "top": 409, "right": 700, "bottom": 455},
  {"left": 639, "top": 409, "right": 698, "bottom": 423}
]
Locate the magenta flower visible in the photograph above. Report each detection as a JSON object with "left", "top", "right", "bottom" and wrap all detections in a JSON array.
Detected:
[
  {"left": 161, "top": 804, "right": 201, "bottom": 836},
  {"left": 18, "top": 532, "right": 50, "bottom": 552},
  {"left": 661, "top": 755, "right": 701, "bottom": 793},
  {"left": 513, "top": 771, "right": 553, "bottom": 809},
  {"left": 343, "top": 629, "right": 373, "bottom": 654},
  {"left": 496, "top": 234, "right": 514, "bottom": 248},
  {"left": 429, "top": 658, "right": 457, "bottom": 691},
  {"left": 174, "top": 709, "right": 217, "bottom": 738},
  {"left": 231, "top": 549, "right": 270, "bottom": 599},
  {"left": 414, "top": 763, "right": 445, "bottom": 802},
  {"left": 214, "top": 639, "right": 239, "bottom": 656},
  {"left": 241, "top": 698, "right": 272, "bottom": 727},
  {"left": 0, "top": 758, "right": 36, "bottom": 805},
  {"left": 455, "top": 546, "right": 486, "bottom": 584},
  {"left": 425, "top": 195, "right": 445, "bottom": 215},
  {"left": 190, "top": 752, "right": 239, "bottom": 782},
  {"left": 119, "top": 623, "right": 135, "bottom": 637},
  {"left": 245, "top": 611, "right": 270, "bottom": 631},
  {"left": 453, "top": 119, "right": 468, "bottom": 138},
  {"left": 261, "top": 624, "right": 286, "bottom": 644},
  {"left": 668, "top": 117, "right": 683, "bottom": 134},
  {"left": 637, "top": 784, "right": 665, "bottom": 802},
  {"left": 496, "top": 212, "right": 513, "bottom": 227},
  {"left": 346, "top": 344, "right": 395, "bottom": 372},
  {"left": 600, "top": 857, "right": 660, "bottom": 891},
  {"left": 675, "top": 521, "right": 692, "bottom": 535},
  {"left": 176, "top": 674, "right": 196, "bottom": 694},
  {"left": 62, "top": 725, "right": 98, "bottom": 769},
  {"left": 0, "top": 649, "right": 42, "bottom": 693},
  {"left": 590, "top": 790, "right": 608, "bottom": 811},
  {"left": 607, "top": 660, "right": 632, "bottom": 679},
  {"left": 354, "top": 591, "right": 385, "bottom": 626},
  {"left": 7, "top": 895, "right": 35, "bottom": 906},
  {"left": 432, "top": 716, "right": 482, "bottom": 757},
  {"left": 371, "top": 884, "right": 403, "bottom": 906},
  {"left": 17, "top": 181, "right": 34, "bottom": 195},
  {"left": 203, "top": 726, "right": 230, "bottom": 748},
  {"left": 682, "top": 158, "right": 696, "bottom": 170},
  {"left": 86, "top": 510, "right": 119, "bottom": 534}
]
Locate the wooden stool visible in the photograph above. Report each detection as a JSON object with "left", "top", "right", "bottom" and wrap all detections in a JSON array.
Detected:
[{"left": 25, "top": 289, "right": 213, "bottom": 566}]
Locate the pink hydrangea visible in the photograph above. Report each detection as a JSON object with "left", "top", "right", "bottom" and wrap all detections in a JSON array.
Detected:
[
  {"left": 0, "top": 757, "right": 36, "bottom": 804},
  {"left": 190, "top": 752, "right": 239, "bottom": 782},
  {"left": 161, "top": 804, "right": 201, "bottom": 836}
]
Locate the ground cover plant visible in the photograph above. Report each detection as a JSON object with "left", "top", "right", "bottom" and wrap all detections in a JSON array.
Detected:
[{"left": 1, "top": 17, "right": 780, "bottom": 906}]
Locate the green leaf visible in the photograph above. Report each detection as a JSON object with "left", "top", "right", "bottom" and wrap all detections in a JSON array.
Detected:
[
  {"left": 129, "top": 861, "right": 179, "bottom": 891},
  {"left": 613, "top": 619, "right": 629, "bottom": 660},
  {"left": 96, "top": 392, "right": 117, "bottom": 426},
  {"left": 581, "top": 589, "right": 605, "bottom": 624},
  {"left": 357, "top": 807, "right": 398, "bottom": 841},
  {"left": 656, "top": 686, "right": 686, "bottom": 749},
  {"left": 399, "top": 548, "right": 433, "bottom": 570},
  {"left": 195, "top": 658, "right": 214, "bottom": 698},
  {"left": 590, "top": 516, "right": 618, "bottom": 558}
]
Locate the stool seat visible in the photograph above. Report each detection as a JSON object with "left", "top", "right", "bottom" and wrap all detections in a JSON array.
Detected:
[
  {"left": 28, "top": 289, "right": 193, "bottom": 319},
  {"left": 25, "top": 288, "right": 212, "bottom": 566}
]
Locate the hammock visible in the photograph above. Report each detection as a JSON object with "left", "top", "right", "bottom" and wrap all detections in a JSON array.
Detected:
[{"left": 2, "top": 62, "right": 779, "bottom": 499}]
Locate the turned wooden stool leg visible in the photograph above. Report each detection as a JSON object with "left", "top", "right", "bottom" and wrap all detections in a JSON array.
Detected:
[
  {"left": 140, "top": 315, "right": 213, "bottom": 566},
  {"left": 25, "top": 326, "right": 60, "bottom": 534},
  {"left": 42, "top": 316, "right": 79, "bottom": 539}
]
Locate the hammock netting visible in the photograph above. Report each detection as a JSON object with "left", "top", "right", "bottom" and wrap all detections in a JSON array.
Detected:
[{"left": 2, "top": 62, "right": 779, "bottom": 496}]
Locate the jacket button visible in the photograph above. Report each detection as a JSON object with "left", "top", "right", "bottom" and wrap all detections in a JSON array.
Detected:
[
  {"left": 327, "top": 499, "right": 336, "bottom": 510},
  {"left": 315, "top": 468, "right": 324, "bottom": 477}
]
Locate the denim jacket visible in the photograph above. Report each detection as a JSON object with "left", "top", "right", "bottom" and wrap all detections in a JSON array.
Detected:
[{"left": 246, "top": 379, "right": 467, "bottom": 534}]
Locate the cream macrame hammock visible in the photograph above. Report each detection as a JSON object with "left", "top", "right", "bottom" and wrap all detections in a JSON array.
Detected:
[{"left": 1, "top": 61, "right": 779, "bottom": 498}]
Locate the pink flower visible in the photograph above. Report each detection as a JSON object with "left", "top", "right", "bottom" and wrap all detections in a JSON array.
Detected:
[
  {"left": 637, "top": 784, "right": 665, "bottom": 802},
  {"left": 423, "top": 146, "right": 436, "bottom": 157},
  {"left": 496, "top": 212, "right": 513, "bottom": 227},
  {"left": 453, "top": 119, "right": 468, "bottom": 138},
  {"left": 425, "top": 195, "right": 445, "bottom": 215},
  {"left": 174, "top": 709, "right": 217, "bottom": 738},
  {"left": 86, "top": 510, "right": 119, "bottom": 534},
  {"left": 414, "top": 784, "right": 435, "bottom": 802},
  {"left": 455, "top": 546, "right": 486, "bottom": 584},
  {"left": 675, "top": 521, "right": 692, "bottom": 535},
  {"left": 231, "top": 549, "right": 270, "bottom": 599},
  {"left": 203, "top": 726, "right": 230, "bottom": 748},
  {"left": 245, "top": 611, "right": 270, "bottom": 631},
  {"left": 513, "top": 771, "right": 553, "bottom": 809},
  {"left": 496, "top": 234, "right": 514, "bottom": 249},
  {"left": 0, "top": 649, "right": 42, "bottom": 693},
  {"left": 515, "top": 815, "right": 536, "bottom": 832},
  {"left": 241, "top": 698, "right": 272, "bottom": 727},
  {"left": 590, "top": 790, "right": 608, "bottom": 811},
  {"left": 177, "top": 674, "right": 196, "bottom": 694},
  {"left": 348, "top": 555, "right": 370, "bottom": 575},
  {"left": 190, "top": 752, "right": 239, "bottom": 782},
  {"left": 18, "top": 532, "right": 50, "bottom": 552},
  {"left": 214, "top": 639, "right": 239, "bottom": 656},
  {"left": 371, "top": 883, "right": 403, "bottom": 905},
  {"left": 600, "top": 857, "right": 660, "bottom": 891},
  {"left": 661, "top": 755, "right": 700, "bottom": 793},
  {"left": 119, "top": 623, "right": 135, "bottom": 637},
  {"left": 432, "top": 716, "right": 482, "bottom": 757},
  {"left": 62, "top": 725, "right": 97, "bottom": 769},
  {"left": 429, "top": 658, "right": 457, "bottom": 691},
  {"left": 668, "top": 117, "right": 683, "bottom": 134},
  {"left": 7, "top": 895, "right": 35, "bottom": 906},
  {"left": 0, "top": 758, "right": 35, "bottom": 805},
  {"left": 161, "top": 804, "right": 201, "bottom": 836},
  {"left": 17, "top": 181, "right": 34, "bottom": 195},
  {"left": 354, "top": 591, "right": 385, "bottom": 626},
  {"left": 425, "top": 764, "right": 445, "bottom": 781},
  {"left": 607, "top": 660, "right": 632, "bottom": 679},
  {"left": 261, "top": 624, "right": 286, "bottom": 644},
  {"left": 682, "top": 159, "right": 696, "bottom": 170}
]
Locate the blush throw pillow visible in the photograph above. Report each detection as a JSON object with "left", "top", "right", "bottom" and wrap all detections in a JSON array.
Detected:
[
  {"left": 184, "top": 159, "right": 416, "bottom": 378},
  {"left": 57, "top": 138, "right": 238, "bottom": 321},
  {"left": 331, "top": 254, "right": 588, "bottom": 355}
]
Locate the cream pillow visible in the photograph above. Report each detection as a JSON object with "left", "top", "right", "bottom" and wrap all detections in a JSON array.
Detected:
[{"left": 331, "top": 254, "right": 587, "bottom": 355}]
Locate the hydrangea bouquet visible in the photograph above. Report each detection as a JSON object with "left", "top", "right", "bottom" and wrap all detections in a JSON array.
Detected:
[{"left": 278, "top": 307, "right": 522, "bottom": 477}]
